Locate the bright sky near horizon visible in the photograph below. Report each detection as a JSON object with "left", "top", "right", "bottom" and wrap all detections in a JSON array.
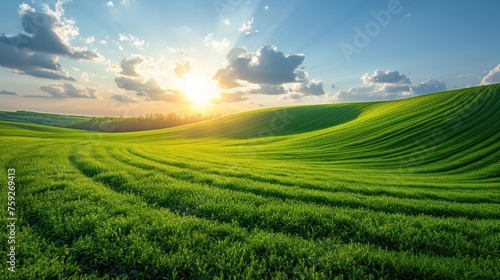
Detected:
[{"left": 0, "top": 0, "right": 499, "bottom": 116}]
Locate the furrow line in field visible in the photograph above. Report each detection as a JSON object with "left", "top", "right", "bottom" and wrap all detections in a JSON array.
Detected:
[
  {"left": 69, "top": 156, "right": 500, "bottom": 259},
  {"left": 101, "top": 146, "right": 500, "bottom": 221},
  {"left": 129, "top": 146, "right": 500, "bottom": 204}
]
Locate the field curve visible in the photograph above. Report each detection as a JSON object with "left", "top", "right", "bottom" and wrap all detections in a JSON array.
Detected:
[{"left": 0, "top": 84, "right": 499, "bottom": 279}]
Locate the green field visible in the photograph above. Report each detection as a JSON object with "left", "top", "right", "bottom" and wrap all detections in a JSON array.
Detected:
[{"left": 1, "top": 84, "right": 499, "bottom": 279}]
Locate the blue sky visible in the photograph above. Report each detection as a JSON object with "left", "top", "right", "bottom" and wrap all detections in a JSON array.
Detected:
[{"left": 0, "top": 0, "right": 499, "bottom": 116}]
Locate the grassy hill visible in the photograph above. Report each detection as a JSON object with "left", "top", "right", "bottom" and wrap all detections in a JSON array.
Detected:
[{"left": 0, "top": 84, "right": 499, "bottom": 279}]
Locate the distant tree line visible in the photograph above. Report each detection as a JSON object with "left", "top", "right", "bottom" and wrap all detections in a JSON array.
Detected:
[
  {"left": 0, "top": 111, "right": 88, "bottom": 127},
  {"left": 66, "top": 112, "right": 222, "bottom": 132},
  {"left": 0, "top": 111, "right": 221, "bottom": 132}
]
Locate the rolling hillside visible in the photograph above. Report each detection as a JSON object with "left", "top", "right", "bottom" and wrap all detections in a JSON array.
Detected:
[{"left": 0, "top": 84, "right": 499, "bottom": 279}]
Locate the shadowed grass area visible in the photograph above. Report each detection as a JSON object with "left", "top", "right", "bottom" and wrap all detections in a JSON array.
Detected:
[{"left": 0, "top": 84, "right": 499, "bottom": 279}]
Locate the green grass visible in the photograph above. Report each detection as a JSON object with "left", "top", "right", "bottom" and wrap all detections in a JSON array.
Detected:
[{"left": 0, "top": 84, "right": 499, "bottom": 279}]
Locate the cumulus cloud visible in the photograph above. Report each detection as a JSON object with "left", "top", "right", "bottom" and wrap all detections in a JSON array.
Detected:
[
  {"left": 114, "top": 76, "right": 148, "bottom": 94},
  {"left": 329, "top": 87, "right": 389, "bottom": 103},
  {"left": 239, "top": 17, "right": 258, "bottom": 37},
  {"left": 40, "top": 83, "right": 98, "bottom": 99},
  {"left": 357, "top": 70, "right": 414, "bottom": 94},
  {"left": 111, "top": 94, "right": 136, "bottom": 103},
  {"left": 0, "top": 44, "right": 75, "bottom": 80},
  {"left": 114, "top": 56, "right": 189, "bottom": 103},
  {"left": 213, "top": 45, "right": 305, "bottom": 87},
  {"left": 167, "top": 47, "right": 187, "bottom": 56},
  {"left": 277, "top": 80, "right": 325, "bottom": 101},
  {"left": 106, "top": 1, "right": 114, "bottom": 7},
  {"left": 0, "top": 2, "right": 101, "bottom": 80},
  {"left": 362, "top": 70, "right": 411, "bottom": 85},
  {"left": 480, "top": 64, "right": 500, "bottom": 85},
  {"left": 330, "top": 70, "right": 446, "bottom": 102},
  {"left": 80, "top": 71, "right": 89, "bottom": 82},
  {"left": 203, "top": 33, "right": 230, "bottom": 51},
  {"left": 174, "top": 61, "right": 190, "bottom": 78},
  {"left": 118, "top": 33, "right": 147, "bottom": 50},
  {"left": 0, "top": 90, "right": 17, "bottom": 95},
  {"left": 248, "top": 84, "right": 287, "bottom": 95},
  {"left": 297, "top": 80, "right": 325, "bottom": 96},
  {"left": 213, "top": 45, "right": 325, "bottom": 102},
  {"left": 239, "top": 18, "right": 252, "bottom": 32},
  {"left": 411, "top": 79, "right": 446, "bottom": 95},
  {"left": 1, "top": 2, "right": 101, "bottom": 60},
  {"left": 246, "top": 81, "right": 324, "bottom": 100},
  {"left": 281, "top": 92, "right": 304, "bottom": 102},
  {"left": 119, "top": 55, "right": 144, "bottom": 77},
  {"left": 85, "top": 36, "right": 95, "bottom": 44}
]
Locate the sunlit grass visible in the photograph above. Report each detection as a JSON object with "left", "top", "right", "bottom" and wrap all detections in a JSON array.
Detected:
[{"left": 0, "top": 84, "right": 499, "bottom": 279}]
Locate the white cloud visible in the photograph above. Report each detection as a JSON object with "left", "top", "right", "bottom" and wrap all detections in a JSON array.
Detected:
[
  {"left": 99, "top": 40, "right": 107, "bottom": 45},
  {"left": 18, "top": 3, "right": 35, "bottom": 14},
  {"left": 248, "top": 84, "right": 287, "bottom": 95},
  {"left": 214, "top": 45, "right": 306, "bottom": 87},
  {"left": 457, "top": 73, "right": 476, "bottom": 78},
  {"left": 111, "top": 94, "right": 136, "bottom": 103},
  {"left": 80, "top": 71, "right": 89, "bottom": 82},
  {"left": 114, "top": 55, "right": 190, "bottom": 103},
  {"left": 2, "top": 2, "right": 101, "bottom": 60},
  {"left": 118, "top": 33, "right": 147, "bottom": 50},
  {"left": 329, "top": 70, "right": 446, "bottom": 103},
  {"left": 411, "top": 79, "right": 446, "bottom": 95},
  {"left": 362, "top": 70, "right": 411, "bottom": 85},
  {"left": 281, "top": 92, "right": 304, "bottom": 102},
  {"left": 40, "top": 83, "right": 98, "bottom": 99},
  {"left": 85, "top": 36, "right": 95, "bottom": 44},
  {"left": 119, "top": 55, "right": 144, "bottom": 77},
  {"left": 120, "top": 0, "right": 130, "bottom": 6},
  {"left": 203, "top": 33, "right": 230, "bottom": 52},
  {"left": 239, "top": 17, "right": 258, "bottom": 37},
  {"left": 213, "top": 45, "right": 325, "bottom": 102},
  {"left": 223, "top": 19, "right": 230, "bottom": 25},
  {"left": 118, "top": 33, "right": 128, "bottom": 41},
  {"left": 167, "top": 47, "right": 186, "bottom": 56},
  {"left": 0, "top": 2, "right": 103, "bottom": 81},
  {"left": 264, "top": 6, "right": 269, "bottom": 11},
  {"left": 480, "top": 64, "right": 500, "bottom": 85},
  {"left": 239, "top": 17, "right": 253, "bottom": 32},
  {"left": 106, "top": 1, "right": 114, "bottom": 7}
]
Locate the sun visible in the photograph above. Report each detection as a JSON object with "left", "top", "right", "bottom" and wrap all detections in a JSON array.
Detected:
[{"left": 183, "top": 73, "right": 217, "bottom": 107}]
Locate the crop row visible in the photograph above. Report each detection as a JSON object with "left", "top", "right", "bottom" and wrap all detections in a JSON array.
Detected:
[
  {"left": 67, "top": 144, "right": 500, "bottom": 260},
  {"left": 2, "top": 140, "right": 498, "bottom": 279}
]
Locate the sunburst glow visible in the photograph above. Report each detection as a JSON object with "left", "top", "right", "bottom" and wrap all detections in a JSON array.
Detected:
[{"left": 183, "top": 73, "right": 217, "bottom": 107}]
